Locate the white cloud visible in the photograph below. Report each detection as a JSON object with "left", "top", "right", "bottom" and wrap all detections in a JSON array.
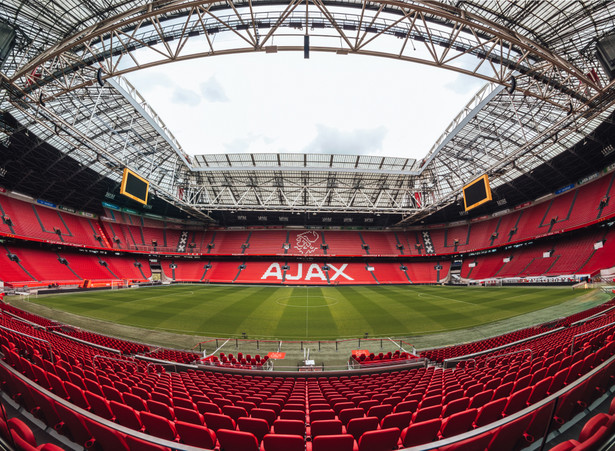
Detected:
[
  {"left": 125, "top": 51, "right": 483, "bottom": 159},
  {"left": 171, "top": 87, "right": 201, "bottom": 107},
  {"left": 303, "top": 125, "right": 387, "bottom": 155},
  {"left": 200, "top": 76, "right": 229, "bottom": 102}
]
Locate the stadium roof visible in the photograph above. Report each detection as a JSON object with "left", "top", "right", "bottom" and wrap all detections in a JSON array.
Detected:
[{"left": 1, "top": 1, "right": 615, "bottom": 224}]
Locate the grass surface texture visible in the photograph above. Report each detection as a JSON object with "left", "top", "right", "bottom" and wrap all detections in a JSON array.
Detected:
[{"left": 27, "top": 284, "right": 592, "bottom": 340}]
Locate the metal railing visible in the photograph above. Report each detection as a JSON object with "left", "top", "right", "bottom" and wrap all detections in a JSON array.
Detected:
[{"left": 0, "top": 324, "right": 54, "bottom": 363}]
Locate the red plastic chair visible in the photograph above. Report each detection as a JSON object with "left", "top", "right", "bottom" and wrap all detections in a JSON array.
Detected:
[
  {"left": 175, "top": 421, "right": 217, "bottom": 449},
  {"left": 412, "top": 404, "right": 442, "bottom": 423},
  {"left": 174, "top": 406, "right": 204, "bottom": 425},
  {"left": 272, "top": 419, "right": 305, "bottom": 436},
  {"left": 251, "top": 408, "right": 277, "bottom": 428},
  {"left": 366, "top": 404, "right": 393, "bottom": 422},
  {"left": 140, "top": 411, "right": 178, "bottom": 441},
  {"left": 311, "top": 434, "right": 358, "bottom": 451},
  {"left": 339, "top": 408, "right": 364, "bottom": 426},
  {"left": 53, "top": 400, "right": 93, "bottom": 447},
  {"left": 203, "top": 412, "right": 236, "bottom": 432},
  {"left": 399, "top": 418, "right": 441, "bottom": 448},
  {"left": 380, "top": 411, "right": 412, "bottom": 430},
  {"left": 474, "top": 398, "right": 507, "bottom": 428},
  {"left": 217, "top": 429, "right": 260, "bottom": 451},
  {"left": 310, "top": 419, "right": 343, "bottom": 438},
  {"left": 357, "top": 427, "right": 400, "bottom": 451},
  {"left": 260, "top": 433, "right": 305, "bottom": 451},
  {"left": 109, "top": 401, "right": 144, "bottom": 432},
  {"left": 502, "top": 386, "right": 532, "bottom": 417},
  {"left": 310, "top": 410, "right": 336, "bottom": 421},
  {"left": 82, "top": 416, "right": 130, "bottom": 451},
  {"left": 441, "top": 397, "right": 470, "bottom": 419},
  {"left": 222, "top": 405, "right": 249, "bottom": 422},
  {"left": 238, "top": 417, "right": 271, "bottom": 443},
  {"left": 84, "top": 391, "right": 114, "bottom": 421},
  {"left": 146, "top": 400, "right": 174, "bottom": 421},
  {"left": 439, "top": 408, "right": 477, "bottom": 438},
  {"left": 346, "top": 416, "right": 379, "bottom": 442}
]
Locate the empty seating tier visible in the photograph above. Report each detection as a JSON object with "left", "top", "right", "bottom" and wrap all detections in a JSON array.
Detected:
[{"left": 1, "top": 299, "right": 614, "bottom": 450}]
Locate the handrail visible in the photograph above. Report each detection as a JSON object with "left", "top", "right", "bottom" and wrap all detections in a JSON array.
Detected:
[
  {"left": 0, "top": 324, "right": 54, "bottom": 363},
  {"left": 485, "top": 348, "right": 532, "bottom": 362},
  {"left": 54, "top": 331, "right": 122, "bottom": 355},
  {"left": 569, "top": 320, "right": 615, "bottom": 355},
  {"left": 442, "top": 326, "right": 565, "bottom": 366},
  {"left": 92, "top": 354, "right": 140, "bottom": 372},
  {"left": 135, "top": 354, "right": 199, "bottom": 371}
]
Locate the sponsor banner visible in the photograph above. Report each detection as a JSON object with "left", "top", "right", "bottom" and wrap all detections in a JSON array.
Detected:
[
  {"left": 605, "top": 162, "right": 615, "bottom": 173},
  {"left": 578, "top": 172, "right": 599, "bottom": 186},
  {"left": 122, "top": 207, "right": 139, "bottom": 215},
  {"left": 267, "top": 352, "right": 286, "bottom": 360},
  {"left": 470, "top": 215, "right": 489, "bottom": 222},
  {"left": 352, "top": 350, "right": 370, "bottom": 358},
  {"left": 492, "top": 208, "right": 511, "bottom": 218},
  {"left": 427, "top": 223, "right": 446, "bottom": 229},
  {"left": 37, "top": 199, "right": 56, "bottom": 208},
  {"left": 102, "top": 201, "right": 119, "bottom": 210},
  {"left": 79, "top": 211, "right": 95, "bottom": 218},
  {"left": 514, "top": 201, "right": 532, "bottom": 210},
  {"left": 144, "top": 213, "right": 164, "bottom": 220},
  {"left": 555, "top": 183, "right": 575, "bottom": 195},
  {"left": 58, "top": 205, "right": 76, "bottom": 213},
  {"left": 448, "top": 220, "right": 467, "bottom": 227}
]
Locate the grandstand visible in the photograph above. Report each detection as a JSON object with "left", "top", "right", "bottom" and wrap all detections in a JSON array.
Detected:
[{"left": 2, "top": 1, "right": 615, "bottom": 450}]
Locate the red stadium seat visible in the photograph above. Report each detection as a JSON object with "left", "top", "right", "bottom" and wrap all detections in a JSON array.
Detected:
[
  {"left": 217, "top": 429, "right": 260, "bottom": 451},
  {"left": 357, "top": 427, "right": 400, "bottom": 451},
  {"left": 238, "top": 417, "right": 271, "bottom": 443},
  {"left": 260, "top": 433, "right": 305, "bottom": 451},
  {"left": 311, "top": 434, "right": 358, "bottom": 451},
  {"left": 140, "top": 411, "right": 178, "bottom": 441},
  {"left": 175, "top": 421, "right": 217, "bottom": 449},
  {"left": 399, "top": 418, "right": 441, "bottom": 448},
  {"left": 82, "top": 416, "right": 130, "bottom": 451}
]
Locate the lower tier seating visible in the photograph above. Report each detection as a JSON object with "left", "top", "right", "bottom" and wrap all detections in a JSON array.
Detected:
[{"left": 1, "top": 299, "right": 614, "bottom": 450}]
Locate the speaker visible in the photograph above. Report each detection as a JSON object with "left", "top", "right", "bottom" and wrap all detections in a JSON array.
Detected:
[
  {"left": 596, "top": 33, "right": 615, "bottom": 81},
  {"left": 0, "top": 22, "right": 16, "bottom": 71}
]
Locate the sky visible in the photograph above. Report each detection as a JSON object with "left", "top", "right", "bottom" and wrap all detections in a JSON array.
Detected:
[{"left": 125, "top": 50, "right": 485, "bottom": 160}]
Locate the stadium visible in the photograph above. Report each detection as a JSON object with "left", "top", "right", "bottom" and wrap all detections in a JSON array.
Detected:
[{"left": 1, "top": 1, "right": 615, "bottom": 450}]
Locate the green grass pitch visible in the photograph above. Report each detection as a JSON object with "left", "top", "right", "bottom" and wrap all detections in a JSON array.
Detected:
[{"left": 25, "top": 284, "right": 596, "bottom": 340}]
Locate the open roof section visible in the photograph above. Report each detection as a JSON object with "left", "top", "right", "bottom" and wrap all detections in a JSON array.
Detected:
[{"left": 1, "top": 1, "right": 615, "bottom": 223}]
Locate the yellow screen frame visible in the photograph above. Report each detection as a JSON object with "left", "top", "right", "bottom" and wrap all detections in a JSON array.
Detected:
[
  {"left": 120, "top": 168, "right": 149, "bottom": 205},
  {"left": 463, "top": 174, "right": 492, "bottom": 211}
]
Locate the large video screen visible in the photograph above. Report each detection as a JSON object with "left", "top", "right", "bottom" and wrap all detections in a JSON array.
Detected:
[
  {"left": 463, "top": 174, "right": 492, "bottom": 211},
  {"left": 120, "top": 168, "right": 149, "bottom": 205}
]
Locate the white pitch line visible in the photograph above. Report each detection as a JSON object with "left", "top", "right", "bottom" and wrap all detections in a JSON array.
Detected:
[
  {"left": 417, "top": 291, "right": 476, "bottom": 306},
  {"left": 306, "top": 287, "right": 309, "bottom": 338}
]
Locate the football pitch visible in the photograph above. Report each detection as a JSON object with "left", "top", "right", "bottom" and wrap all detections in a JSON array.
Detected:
[{"left": 24, "top": 284, "right": 602, "bottom": 340}]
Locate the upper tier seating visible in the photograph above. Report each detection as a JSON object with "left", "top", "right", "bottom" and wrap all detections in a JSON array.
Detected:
[{"left": 2, "top": 171, "right": 615, "bottom": 261}]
